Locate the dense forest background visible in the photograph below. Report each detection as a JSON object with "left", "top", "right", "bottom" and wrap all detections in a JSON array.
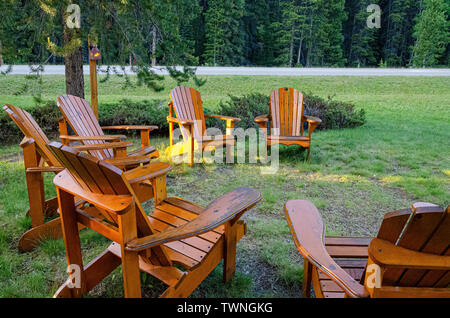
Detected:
[{"left": 1, "top": 0, "right": 449, "bottom": 68}]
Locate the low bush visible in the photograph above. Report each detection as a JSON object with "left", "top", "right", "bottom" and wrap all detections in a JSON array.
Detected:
[
  {"left": 99, "top": 99, "right": 168, "bottom": 134},
  {"left": 1, "top": 101, "right": 61, "bottom": 144}
]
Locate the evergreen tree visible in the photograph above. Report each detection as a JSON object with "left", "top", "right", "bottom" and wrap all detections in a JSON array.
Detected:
[
  {"left": 381, "top": 0, "right": 421, "bottom": 66},
  {"left": 0, "top": 0, "right": 203, "bottom": 98},
  {"left": 344, "top": 0, "right": 381, "bottom": 67},
  {"left": 412, "top": 0, "right": 449, "bottom": 67},
  {"left": 242, "top": 0, "right": 271, "bottom": 65},
  {"left": 203, "top": 0, "right": 245, "bottom": 66}
]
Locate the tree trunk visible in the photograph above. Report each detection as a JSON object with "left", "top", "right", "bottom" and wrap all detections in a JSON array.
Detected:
[
  {"left": 297, "top": 33, "right": 304, "bottom": 65},
  {"left": 0, "top": 40, "right": 3, "bottom": 66},
  {"left": 63, "top": 19, "right": 84, "bottom": 98},
  {"left": 152, "top": 25, "right": 157, "bottom": 67},
  {"left": 289, "top": 22, "right": 295, "bottom": 66},
  {"left": 306, "top": 13, "right": 314, "bottom": 67}
]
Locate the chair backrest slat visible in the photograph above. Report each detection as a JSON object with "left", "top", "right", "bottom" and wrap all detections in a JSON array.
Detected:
[
  {"left": 48, "top": 142, "right": 127, "bottom": 195},
  {"left": 269, "top": 88, "right": 304, "bottom": 137},
  {"left": 376, "top": 204, "right": 449, "bottom": 288},
  {"left": 57, "top": 94, "right": 112, "bottom": 160},
  {"left": 3, "top": 104, "right": 60, "bottom": 167},
  {"left": 169, "top": 86, "right": 206, "bottom": 140}
]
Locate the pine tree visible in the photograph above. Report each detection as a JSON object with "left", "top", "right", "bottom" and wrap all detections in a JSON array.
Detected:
[
  {"left": 344, "top": 0, "right": 381, "bottom": 67},
  {"left": 412, "top": 0, "right": 448, "bottom": 67},
  {"left": 0, "top": 0, "right": 203, "bottom": 98},
  {"left": 381, "top": 0, "right": 421, "bottom": 66},
  {"left": 242, "top": 0, "right": 271, "bottom": 65},
  {"left": 203, "top": 0, "right": 245, "bottom": 66}
]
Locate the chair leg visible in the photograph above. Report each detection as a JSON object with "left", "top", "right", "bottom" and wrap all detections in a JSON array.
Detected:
[
  {"left": 57, "top": 188, "right": 86, "bottom": 297},
  {"left": 223, "top": 222, "right": 237, "bottom": 282},
  {"left": 306, "top": 147, "right": 311, "bottom": 162},
  {"left": 302, "top": 259, "right": 313, "bottom": 298},
  {"left": 189, "top": 147, "right": 194, "bottom": 167},
  {"left": 118, "top": 206, "right": 141, "bottom": 298}
]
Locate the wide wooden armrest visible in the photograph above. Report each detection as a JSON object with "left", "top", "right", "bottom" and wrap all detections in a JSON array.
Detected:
[
  {"left": 53, "top": 170, "right": 133, "bottom": 215},
  {"left": 167, "top": 116, "right": 195, "bottom": 126},
  {"left": 284, "top": 200, "right": 369, "bottom": 298},
  {"left": 60, "top": 135, "right": 127, "bottom": 141},
  {"left": 304, "top": 116, "right": 322, "bottom": 124},
  {"left": 369, "top": 238, "right": 450, "bottom": 270},
  {"left": 126, "top": 187, "right": 262, "bottom": 251},
  {"left": 101, "top": 125, "right": 158, "bottom": 131},
  {"left": 205, "top": 114, "right": 241, "bottom": 123},
  {"left": 122, "top": 162, "right": 173, "bottom": 184},
  {"left": 254, "top": 114, "right": 270, "bottom": 123},
  {"left": 105, "top": 155, "right": 152, "bottom": 167},
  {"left": 71, "top": 141, "right": 133, "bottom": 151}
]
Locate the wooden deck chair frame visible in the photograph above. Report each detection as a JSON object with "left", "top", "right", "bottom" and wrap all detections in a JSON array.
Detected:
[
  {"left": 57, "top": 94, "right": 159, "bottom": 169},
  {"left": 285, "top": 200, "right": 450, "bottom": 298},
  {"left": 168, "top": 86, "right": 241, "bottom": 166},
  {"left": 254, "top": 87, "right": 321, "bottom": 161},
  {"left": 48, "top": 142, "right": 261, "bottom": 298}
]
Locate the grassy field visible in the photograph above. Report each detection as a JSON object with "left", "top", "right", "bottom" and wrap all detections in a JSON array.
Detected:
[{"left": 0, "top": 75, "right": 449, "bottom": 297}]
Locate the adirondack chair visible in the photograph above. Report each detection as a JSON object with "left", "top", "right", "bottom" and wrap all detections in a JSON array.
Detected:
[
  {"left": 57, "top": 94, "right": 159, "bottom": 169},
  {"left": 3, "top": 104, "right": 157, "bottom": 251},
  {"left": 285, "top": 200, "right": 450, "bottom": 298},
  {"left": 168, "top": 86, "right": 241, "bottom": 166},
  {"left": 48, "top": 141, "right": 261, "bottom": 298},
  {"left": 254, "top": 87, "right": 322, "bottom": 160},
  {"left": 3, "top": 104, "right": 69, "bottom": 251}
]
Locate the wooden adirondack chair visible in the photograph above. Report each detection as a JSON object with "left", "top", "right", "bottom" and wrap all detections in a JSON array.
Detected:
[
  {"left": 3, "top": 104, "right": 69, "bottom": 251},
  {"left": 48, "top": 141, "right": 261, "bottom": 298},
  {"left": 285, "top": 200, "right": 450, "bottom": 298},
  {"left": 168, "top": 86, "right": 241, "bottom": 166},
  {"left": 3, "top": 104, "right": 157, "bottom": 251},
  {"left": 57, "top": 94, "right": 159, "bottom": 169},
  {"left": 254, "top": 87, "right": 322, "bottom": 160}
]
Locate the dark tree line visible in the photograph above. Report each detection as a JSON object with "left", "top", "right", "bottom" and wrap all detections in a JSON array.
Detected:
[{"left": 1, "top": 0, "right": 449, "bottom": 70}]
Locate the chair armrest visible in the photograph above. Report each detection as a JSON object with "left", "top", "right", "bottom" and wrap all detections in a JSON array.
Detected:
[
  {"left": 304, "top": 116, "right": 322, "bottom": 124},
  {"left": 254, "top": 114, "right": 270, "bottom": 123},
  {"left": 71, "top": 141, "right": 133, "bottom": 151},
  {"left": 305, "top": 116, "right": 321, "bottom": 136},
  {"left": 122, "top": 162, "right": 173, "bottom": 184},
  {"left": 105, "top": 155, "right": 151, "bottom": 167},
  {"left": 101, "top": 125, "right": 158, "bottom": 131},
  {"left": 368, "top": 238, "right": 450, "bottom": 270},
  {"left": 284, "top": 200, "right": 369, "bottom": 298},
  {"left": 166, "top": 116, "right": 195, "bottom": 126},
  {"left": 125, "top": 187, "right": 261, "bottom": 251},
  {"left": 60, "top": 135, "right": 126, "bottom": 141},
  {"left": 205, "top": 114, "right": 241, "bottom": 123}
]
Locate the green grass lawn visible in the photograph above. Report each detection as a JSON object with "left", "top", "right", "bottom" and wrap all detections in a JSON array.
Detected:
[{"left": 0, "top": 75, "right": 449, "bottom": 297}]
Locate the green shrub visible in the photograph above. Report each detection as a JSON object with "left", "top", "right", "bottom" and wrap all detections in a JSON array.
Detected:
[
  {"left": 0, "top": 101, "right": 61, "bottom": 144},
  {"left": 303, "top": 94, "right": 366, "bottom": 130},
  {"left": 206, "top": 93, "right": 268, "bottom": 130},
  {"left": 98, "top": 99, "right": 168, "bottom": 134},
  {"left": 213, "top": 92, "right": 365, "bottom": 131}
]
